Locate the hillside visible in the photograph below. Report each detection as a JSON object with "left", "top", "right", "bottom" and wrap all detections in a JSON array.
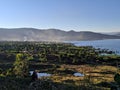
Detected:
[
  {"left": 103, "top": 32, "right": 120, "bottom": 36},
  {"left": 0, "top": 28, "right": 120, "bottom": 41},
  {"left": 115, "top": 32, "right": 120, "bottom": 36}
]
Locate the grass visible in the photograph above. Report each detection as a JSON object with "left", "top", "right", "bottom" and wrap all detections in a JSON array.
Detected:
[
  {"left": 0, "top": 64, "right": 117, "bottom": 90},
  {"left": 46, "top": 64, "right": 118, "bottom": 90}
]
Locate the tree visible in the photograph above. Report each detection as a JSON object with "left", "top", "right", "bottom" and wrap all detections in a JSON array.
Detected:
[
  {"left": 114, "top": 73, "right": 120, "bottom": 85},
  {"left": 13, "top": 53, "right": 29, "bottom": 78}
]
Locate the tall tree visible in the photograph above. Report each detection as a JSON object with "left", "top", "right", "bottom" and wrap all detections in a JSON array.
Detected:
[{"left": 13, "top": 53, "right": 29, "bottom": 78}]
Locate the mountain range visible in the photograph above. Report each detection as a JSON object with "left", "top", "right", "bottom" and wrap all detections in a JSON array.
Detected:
[
  {"left": 0, "top": 28, "right": 120, "bottom": 41},
  {"left": 103, "top": 32, "right": 120, "bottom": 36}
]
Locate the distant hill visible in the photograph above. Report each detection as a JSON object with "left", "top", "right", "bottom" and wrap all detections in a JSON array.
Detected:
[
  {"left": 0, "top": 28, "right": 120, "bottom": 41},
  {"left": 103, "top": 32, "right": 120, "bottom": 36},
  {"left": 115, "top": 32, "right": 120, "bottom": 36}
]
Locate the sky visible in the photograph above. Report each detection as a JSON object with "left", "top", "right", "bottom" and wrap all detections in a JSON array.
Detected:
[{"left": 0, "top": 0, "right": 120, "bottom": 32}]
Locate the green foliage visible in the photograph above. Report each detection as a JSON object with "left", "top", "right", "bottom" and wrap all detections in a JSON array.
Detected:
[
  {"left": 114, "top": 73, "right": 120, "bottom": 84},
  {"left": 0, "top": 41, "right": 119, "bottom": 65},
  {"left": 0, "top": 41, "right": 118, "bottom": 90},
  {"left": 28, "top": 78, "right": 57, "bottom": 90},
  {"left": 6, "top": 68, "right": 13, "bottom": 76},
  {"left": 13, "top": 53, "right": 29, "bottom": 78},
  {"left": 0, "top": 76, "right": 31, "bottom": 90}
]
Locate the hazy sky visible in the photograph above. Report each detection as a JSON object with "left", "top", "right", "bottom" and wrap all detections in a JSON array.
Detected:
[{"left": 0, "top": 0, "right": 120, "bottom": 32}]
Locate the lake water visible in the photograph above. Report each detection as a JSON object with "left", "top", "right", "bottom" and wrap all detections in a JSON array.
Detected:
[
  {"left": 30, "top": 71, "right": 51, "bottom": 78},
  {"left": 68, "top": 39, "right": 120, "bottom": 55},
  {"left": 74, "top": 73, "right": 84, "bottom": 77}
]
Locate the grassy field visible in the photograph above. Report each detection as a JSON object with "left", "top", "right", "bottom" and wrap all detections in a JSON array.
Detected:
[
  {"left": 28, "top": 63, "right": 118, "bottom": 90},
  {"left": 46, "top": 64, "right": 117, "bottom": 90},
  {"left": 0, "top": 63, "right": 118, "bottom": 90}
]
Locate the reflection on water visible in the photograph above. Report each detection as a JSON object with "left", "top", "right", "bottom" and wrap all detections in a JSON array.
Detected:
[
  {"left": 30, "top": 71, "right": 51, "bottom": 78},
  {"left": 74, "top": 73, "right": 84, "bottom": 77},
  {"left": 67, "top": 39, "right": 120, "bottom": 55}
]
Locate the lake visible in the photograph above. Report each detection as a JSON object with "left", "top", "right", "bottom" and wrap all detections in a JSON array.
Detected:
[
  {"left": 74, "top": 73, "right": 84, "bottom": 77},
  {"left": 30, "top": 71, "right": 51, "bottom": 78},
  {"left": 67, "top": 39, "right": 120, "bottom": 55}
]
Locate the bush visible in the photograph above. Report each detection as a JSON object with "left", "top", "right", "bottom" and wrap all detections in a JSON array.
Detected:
[
  {"left": 28, "top": 78, "right": 57, "bottom": 90},
  {"left": 114, "top": 73, "right": 120, "bottom": 85}
]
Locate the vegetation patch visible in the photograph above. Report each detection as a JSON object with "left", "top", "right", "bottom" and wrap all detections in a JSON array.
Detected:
[{"left": 0, "top": 41, "right": 119, "bottom": 90}]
